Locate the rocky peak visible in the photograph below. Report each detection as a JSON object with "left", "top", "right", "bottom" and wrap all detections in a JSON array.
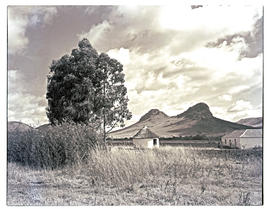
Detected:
[
  {"left": 177, "top": 102, "right": 213, "bottom": 120},
  {"left": 139, "top": 109, "right": 168, "bottom": 122}
]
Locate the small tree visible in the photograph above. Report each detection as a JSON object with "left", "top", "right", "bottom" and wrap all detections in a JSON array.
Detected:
[
  {"left": 46, "top": 38, "right": 132, "bottom": 142},
  {"left": 97, "top": 53, "right": 132, "bottom": 141}
]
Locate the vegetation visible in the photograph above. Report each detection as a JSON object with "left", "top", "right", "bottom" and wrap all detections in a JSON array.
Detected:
[
  {"left": 46, "top": 38, "right": 132, "bottom": 141},
  {"left": 7, "top": 121, "right": 262, "bottom": 205},
  {"left": 159, "top": 135, "right": 220, "bottom": 141},
  {"left": 7, "top": 146, "right": 262, "bottom": 205},
  {"left": 108, "top": 135, "right": 220, "bottom": 141},
  {"left": 8, "top": 122, "right": 99, "bottom": 169}
]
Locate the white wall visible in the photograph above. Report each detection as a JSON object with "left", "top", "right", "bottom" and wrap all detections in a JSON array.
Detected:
[
  {"left": 221, "top": 137, "right": 262, "bottom": 149},
  {"left": 133, "top": 138, "right": 159, "bottom": 148},
  {"left": 239, "top": 137, "right": 262, "bottom": 149}
]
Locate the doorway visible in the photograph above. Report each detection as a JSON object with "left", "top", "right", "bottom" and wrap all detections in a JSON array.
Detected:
[{"left": 153, "top": 138, "right": 157, "bottom": 146}]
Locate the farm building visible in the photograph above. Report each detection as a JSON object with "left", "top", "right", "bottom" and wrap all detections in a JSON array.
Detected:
[
  {"left": 132, "top": 126, "right": 160, "bottom": 148},
  {"left": 221, "top": 129, "right": 262, "bottom": 149}
]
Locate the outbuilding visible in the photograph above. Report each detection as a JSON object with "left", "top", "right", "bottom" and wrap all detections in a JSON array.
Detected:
[
  {"left": 132, "top": 126, "right": 160, "bottom": 148},
  {"left": 221, "top": 129, "right": 262, "bottom": 149}
]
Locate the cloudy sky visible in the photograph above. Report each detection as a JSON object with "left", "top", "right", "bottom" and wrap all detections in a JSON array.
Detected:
[{"left": 8, "top": 5, "right": 263, "bottom": 127}]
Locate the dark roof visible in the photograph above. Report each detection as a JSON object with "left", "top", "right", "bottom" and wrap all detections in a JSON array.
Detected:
[
  {"left": 133, "top": 126, "right": 159, "bottom": 139},
  {"left": 222, "top": 129, "right": 262, "bottom": 138}
]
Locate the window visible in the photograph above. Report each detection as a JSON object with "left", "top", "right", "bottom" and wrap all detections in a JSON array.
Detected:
[{"left": 153, "top": 138, "right": 157, "bottom": 146}]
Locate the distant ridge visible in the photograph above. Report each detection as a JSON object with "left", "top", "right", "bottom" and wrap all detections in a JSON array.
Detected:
[{"left": 236, "top": 117, "right": 262, "bottom": 128}]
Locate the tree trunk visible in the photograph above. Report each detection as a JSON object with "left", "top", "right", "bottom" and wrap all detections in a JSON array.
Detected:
[
  {"left": 103, "top": 108, "right": 106, "bottom": 144},
  {"left": 103, "top": 80, "right": 106, "bottom": 144}
]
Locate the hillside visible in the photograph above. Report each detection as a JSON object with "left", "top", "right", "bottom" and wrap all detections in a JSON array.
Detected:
[
  {"left": 236, "top": 117, "right": 262, "bottom": 128},
  {"left": 109, "top": 103, "right": 253, "bottom": 139},
  {"left": 8, "top": 121, "right": 33, "bottom": 132}
]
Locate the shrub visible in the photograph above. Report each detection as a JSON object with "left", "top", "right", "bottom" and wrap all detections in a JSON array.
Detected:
[{"left": 8, "top": 122, "right": 99, "bottom": 169}]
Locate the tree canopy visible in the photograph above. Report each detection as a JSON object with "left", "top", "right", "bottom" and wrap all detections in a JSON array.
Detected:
[{"left": 46, "top": 38, "right": 132, "bottom": 139}]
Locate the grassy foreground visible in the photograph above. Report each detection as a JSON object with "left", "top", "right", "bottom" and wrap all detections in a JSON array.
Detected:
[{"left": 7, "top": 147, "right": 262, "bottom": 206}]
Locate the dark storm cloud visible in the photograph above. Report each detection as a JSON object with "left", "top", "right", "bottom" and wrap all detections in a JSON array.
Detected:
[
  {"left": 206, "top": 17, "right": 263, "bottom": 59},
  {"left": 191, "top": 5, "right": 203, "bottom": 10}
]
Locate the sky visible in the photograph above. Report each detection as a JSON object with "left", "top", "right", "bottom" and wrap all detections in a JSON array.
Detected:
[{"left": 7, "top": 5, "right": 263, "bottom": 127}]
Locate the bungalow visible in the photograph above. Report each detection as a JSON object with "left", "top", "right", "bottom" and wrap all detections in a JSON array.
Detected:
[
  {"left": 132, "top": 126, "right": 160, "bottom": 148},
  {"left": 221, "top": 129, "right": 262, "bottom": 149}
]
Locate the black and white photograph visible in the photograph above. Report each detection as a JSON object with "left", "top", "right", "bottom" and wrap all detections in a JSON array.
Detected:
[{"left": 6, "top": 3, "right": 264, "bottom": 206}]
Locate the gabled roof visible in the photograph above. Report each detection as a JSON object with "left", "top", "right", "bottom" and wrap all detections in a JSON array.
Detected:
[
  {"left": 223, "top": 129, "right": 262, "bottom": 138},
  {"left": 133, "top": 126, "right": 159, "bottom": 139},
  {"left": 241, "top": 129, "right": 262, "bottom": 137}
]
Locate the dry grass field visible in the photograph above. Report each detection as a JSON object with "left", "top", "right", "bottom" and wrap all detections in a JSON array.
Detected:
[{"left": 7, "top": 146, "right": 262, "bottom": 206}]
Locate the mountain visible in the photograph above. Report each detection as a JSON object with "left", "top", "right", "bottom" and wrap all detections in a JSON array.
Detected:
[
  {"left": 139, "top": 109, "right": 169, "bottom": 122},
  {"left": 8, "top": 121, "right": 33, "bottom": 132},
  {"left": 109, "top": 103, "right": 254, "bottom": 139},
  {"left": 176, "top": 102, "right": 213, "bottom": 119},
  {"left": 236, "top": 117, "right": 262, "bottom": 128}
]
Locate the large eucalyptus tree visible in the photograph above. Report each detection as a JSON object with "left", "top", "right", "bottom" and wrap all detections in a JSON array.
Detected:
[{"left": 46, "top": 38, "right": 132, "bottom": 142}]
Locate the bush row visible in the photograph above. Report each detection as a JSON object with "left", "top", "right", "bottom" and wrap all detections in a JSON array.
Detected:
[{"left": 8, "top": 122, "right": 99, "bottom": 169}]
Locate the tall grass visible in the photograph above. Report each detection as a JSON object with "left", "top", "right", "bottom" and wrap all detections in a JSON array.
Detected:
[
  {"left": 8, "top": 122, "right": 99, "bottom": 169},
  {"left": 7, "top": 122, "right": 262, "bottom": 205},
  {"left": 7, "top": 146, "right": 262, "bottom": 205},
  {"left": 83, "top": 147, "right": 262, "bottom": 187}
]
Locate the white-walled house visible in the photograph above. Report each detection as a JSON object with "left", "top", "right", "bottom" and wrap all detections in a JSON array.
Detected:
[
  {"left": 132, "top": 126, "right": 160, "bottom": 148},
  {"left": 221, "top": 129, "right": 262, "bottom": 149}
]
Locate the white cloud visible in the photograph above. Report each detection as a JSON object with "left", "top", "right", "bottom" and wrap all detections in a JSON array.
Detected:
[
  {"left": 80, "top": 5, "right": 262, "bottom": 127},
  {"left": 8, "top": 10, "right": 29, "bottom": 54},
  {"left": 228, "top": 85, "right": 250, "bottom": 94},
  {"left": 159, "top": 5, "right": 261, "bottom": 35},
  {"left": 7, "top": 6, "right": 263, "bottom": 128},
  {"left": 174, "top": 43, "right": 262, "bottom": 85},
  {"left": 79, "top": 20, "right": 111, "bottom": 48},
  {"left": 8, "top": 92, "right": 47, "bottom": 125},
  {"left": 107, "top": 48, "right": 130, "bottom": 65},
  {"left": 106, "top": 48, "right": 187, "bottom": 124},
  {"left": 41, "top": 7, "right": 57, "bottom": 24},
  {"left": 229, "top": 36, "right": 249, "bottom": 54},
  {"left": 226, "top": 100, "right": 262, "bottom": 121},
  {"left": 102, "top": 35, "right": 262, "bottom": 125},
  {"left": 8, "top": 70, "right": 48, "bottom": 126},
  {"left": 211, "top": 106, "right": 226, "bottom": 117},
  {"left": 80, "top": 5, "right": 261, "bottom": 57},
  {"left": 218, "top": 94, "right": 232, "bottom": 101},
  {"left": 229, "top": 100, "right": 253, "bottom": 112}
]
